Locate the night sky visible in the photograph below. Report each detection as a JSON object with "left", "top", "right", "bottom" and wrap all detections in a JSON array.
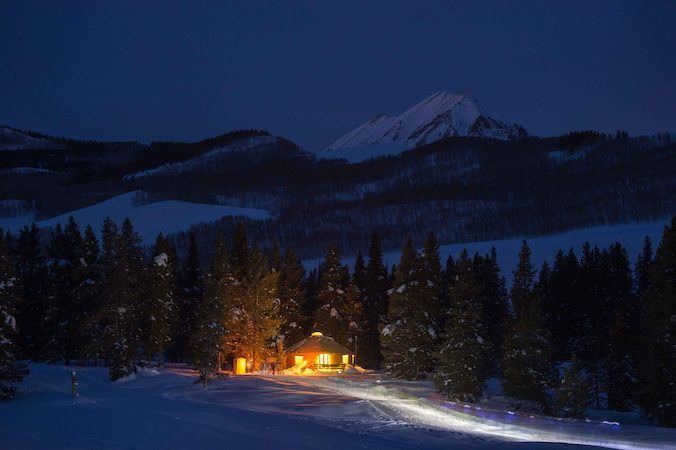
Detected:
[{"left": 1, "top": 0, "right": 674, "bottom": 151}]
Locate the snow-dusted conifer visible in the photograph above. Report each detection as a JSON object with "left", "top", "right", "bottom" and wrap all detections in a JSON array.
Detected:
[
  {"left": 502, "top": 241, "right": 555, "bottom": 412},
  {"left": 382, "top": 238, "right": 429, "bottom": 379},
  {"left": 14, "top": 224, "right": 47, "bottom": 360},
  {"left": 361, "top": 233, "right": 390, "bottom": 369},
  {"left": 192, "top": 238, "right": 229, "bottom": 386},
  {"left": 434, "top": 249, "right": 487, "bottom": 402},
  {"left": 142, "top": 233, "right": 176, "bottom": 366},
  {"left": 0, "top": 229, "right": 28, "bottom": 399},
  {"left": 277, "top": 248, "right": 306, "bottom": 348},
  {"left": 556, "top": 355, "right": 591, "bottom": 418},
  {"left": 637, "top": 216, "right": 676, "bottom": 426},
  {"left": 312, "top": 244, "right": 349, "bottom": 345}
]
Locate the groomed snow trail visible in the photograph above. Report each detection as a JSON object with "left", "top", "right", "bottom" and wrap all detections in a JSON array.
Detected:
[{"left": 299, "top": 376, "right": 676, "bottom": 450}]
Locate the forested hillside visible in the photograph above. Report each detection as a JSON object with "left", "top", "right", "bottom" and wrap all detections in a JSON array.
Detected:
[{"left": 1, "top": 126, "right": 675, "bottom": 260}]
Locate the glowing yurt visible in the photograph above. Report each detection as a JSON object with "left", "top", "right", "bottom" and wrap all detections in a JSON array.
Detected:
[{"left": 285, "top": 332, "right": 354, "bottom": 373}]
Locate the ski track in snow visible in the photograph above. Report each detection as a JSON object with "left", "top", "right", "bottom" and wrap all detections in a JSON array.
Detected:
[{"left": 3, "top": 364, "right": 675, "bottom": 449}]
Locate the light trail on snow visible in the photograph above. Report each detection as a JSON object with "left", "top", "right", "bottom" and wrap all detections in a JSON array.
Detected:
[{"left": 302, "top": 377, "right": 676, "bottom": 450}]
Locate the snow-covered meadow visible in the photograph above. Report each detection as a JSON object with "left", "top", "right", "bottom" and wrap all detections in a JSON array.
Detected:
[
  {"left": 2, "top": 364, "right": 674, "bottom": 450},
  {"left": 0, "top": 191, "right": 271, "bottom": 244}
]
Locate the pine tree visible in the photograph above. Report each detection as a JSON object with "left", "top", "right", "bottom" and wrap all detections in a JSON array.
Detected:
[
  {"left": 434, "top": 250, "right": 488, "bottom": 402},
  {"left": 635, "top": 236, "right": 653, "bottom": 300},
  {"left": 43, "top": 219, "right": 88, "bottom": 363},
  {"left": 502, "top": 241, "right": 555, "bottom": 412},
  {"left": 543, "top": 249, "right": 583, "bottom": 362},
  {"left": 277, "top": 248, "right": 306, "bottom": 348},
  {"left": 13, "top": 224, "right": 47, "bottom": 359},
  {"left": 142, "top": 234, "right": 176, "bottom": 366},
  {"left": 313, "top": 244, "right": 350, "bottom": 345},
  {"left": 237, "top": 248, "right": 281, "bottom": 370},
  {"left": 361, "top": 233, "right": 390, "bottom": 369},
  {"left": 637, "top": 217, "right": 676, "bottom": 426},
  {"left": 192, "top": 238, "right": 229, "bottom": 386},
  {"left": 79, "top": 225, "right": 102, "bottom": 363},
  {"left": 603, "top": 242, "right": 636, "bottom": 411},
  {"left": 473, "top": 248, "right": 508, "bottom": 374},
  {"left": 439, "top": 254, "right": 456, "bottom": 331},
  {"left": 96, "top": 217, "right": 118, "bottom": 367},
  {"left": 107, "top": 218, "right": 144, "bottom": 380},
  {"left": 0, "top": 229, "right": 28, "bottom": 399},
  {"left": 172, "top": 233, "right": 203, "bottom": 362},
  {"left": 382, "top": 238, "right": 432, "bottom": 379},
  {"left": 556, "top": 355, "right": 591, "bottom": 418}
]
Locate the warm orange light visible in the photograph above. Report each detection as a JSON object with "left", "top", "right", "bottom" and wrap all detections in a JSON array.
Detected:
[
  {"left": 294, "top": 355, "right": 304, "bottom": 365},
  {"left": 317, "top": 353, "right": 330, "bottom": 364},
  {"left": 342, "top": 354, "right": 349, "bottom": 365},
  {"left": 235, "top": 357, "right": 247, "bottom": 374}
]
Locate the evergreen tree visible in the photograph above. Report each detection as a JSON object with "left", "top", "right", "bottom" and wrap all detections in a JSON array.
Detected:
[
  {"left": 473, "top": 248, "right": 508, "bottom": 374},
  {"left": 96, "top": 217, "right": 118, "bottom": 367},
  {"left": 313, "top": 244, "right": 350, "bottom": 345},
  {"left": 172, "top": 233, "right": 203, "bottom": 362},
  {"left": 301, "top": 269, "right": 319, "bottom": 335},
  {"left": 107, "top": 218, "right": 144, "bottom": 380},
  {"left": 637, "top": 217, "right": 676, "bottom": 426},
  {"left": 235, "top": 248, "right": 281, "bottom": 370},
  {"left": 142, "top": 234, "right": 176, "bottom": 366},
  {"left": 0, "top": 229, "right": 28, "bottom": 399},
  {"left": 635, "top": 236, "right": 653, "bottom": 300},
  {"left": 13, "top": 224, "right": 47, "bottom": 359},
  {"left": 277, "top": 248, "right": 306, "bottom": 348},
  {"left": 502, "top": 241, "right": 555, "bottom": 412},
  {"left": 439, "top": 254, "right": 456, "bottom": 331},
  {"left": 434, "top": 249, "right": 488, "bottom": 402},
  {"left": 79, "top": 225, "right": 102, "bottom": 363},
  {"left": 578, "top": 243, "right": 607, "bottom": 409},
  {"left": 544, "top": 249, "right": 584, "bottom": 362},
  {"left": 556, "top": 355, "right": 591, "bottom": 418},
  {"left": 361, "top": 233, "right": 390, "bottom": 369},
  {"left": 603, "top": 243, "right": 636, "bottom": 411},
  {"left": 382, "top": 238, "right": 431, "bottom": 379},
  {"left": 42, "top": 218, "right": 88, "bottom": 363},
  {"left": 192, "top": 238, "right": 229, "bottom": 386}
]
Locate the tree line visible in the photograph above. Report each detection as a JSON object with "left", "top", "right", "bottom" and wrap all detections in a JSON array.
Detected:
[{"left": 0, "top": 216, "right": 674, "bottom": 427}]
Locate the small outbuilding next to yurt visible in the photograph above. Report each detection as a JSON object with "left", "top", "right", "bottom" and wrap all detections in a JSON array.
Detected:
[{"left": 285, "top": 332, "right": 354, "bottom": 373}]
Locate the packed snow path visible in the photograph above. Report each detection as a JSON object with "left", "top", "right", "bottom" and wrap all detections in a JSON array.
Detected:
[{"left": 2, "top": 364, "right": 674, "bottom": 450}]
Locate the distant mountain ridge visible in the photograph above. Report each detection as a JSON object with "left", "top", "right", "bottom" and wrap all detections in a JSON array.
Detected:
[{"left": 324, "top": 92, "right": 527, "bottom": 162}]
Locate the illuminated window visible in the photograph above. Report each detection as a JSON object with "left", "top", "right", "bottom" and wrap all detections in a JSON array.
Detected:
[
  {"left": 342, "top": 354, "right": 349, "bottom": 365},
  {"left": 317, "top": 353, "right": 330, "bottom": 365},
  {"left": 294, "top": 355, "right": 304, "bottom": 365}
]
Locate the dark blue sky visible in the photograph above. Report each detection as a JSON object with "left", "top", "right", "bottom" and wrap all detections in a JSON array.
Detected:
[{"left": 1, "top": 0, "right": 674, "bottom": 151}]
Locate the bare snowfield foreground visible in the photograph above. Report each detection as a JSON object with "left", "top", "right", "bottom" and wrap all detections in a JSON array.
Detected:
[{"left": 1, "top": 364, "right": 675, "bottom": 450}]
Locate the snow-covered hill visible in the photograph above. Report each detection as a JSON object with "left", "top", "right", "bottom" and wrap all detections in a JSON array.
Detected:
[
  {"left": 0, "top": 191, "right": 271, "bottom": 243},
  {"left": 323, "top": 92, "right": 527, "bottom": 162},
  {"left": 0, "top": 126, "right": 63, "bottom": 151}
]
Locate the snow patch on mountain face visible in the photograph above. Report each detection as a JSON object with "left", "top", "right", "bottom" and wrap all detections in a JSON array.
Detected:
[
  {"left": 323, "top": 92, "right": 527, "bottom": 162},
  {"left": 0, "top": 191, "right": 271, "bottom": 243},
  {"left": 0, "top": 126, "right": 63, "bottom": 151}
]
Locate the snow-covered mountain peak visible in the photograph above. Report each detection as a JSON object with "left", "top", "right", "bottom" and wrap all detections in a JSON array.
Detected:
[{"left": 324, "top": 92, "right": 527, "bottom": 161}]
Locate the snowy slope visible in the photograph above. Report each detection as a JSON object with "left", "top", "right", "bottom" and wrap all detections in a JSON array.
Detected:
[
  {"left": 3, "top": 364, "right": 674, "bottom": 450},
  {"left": 323, "top": 92, "right": 527, "bottom": 162},
  {"left": 304, "top": 220, "right": 670, "bottom": 281},
  {"left": 0, "top": 191, "right": 271, "bottom": 243},
  {"left": 0, "top": 126, "right": 62, "bottom": 151}
]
